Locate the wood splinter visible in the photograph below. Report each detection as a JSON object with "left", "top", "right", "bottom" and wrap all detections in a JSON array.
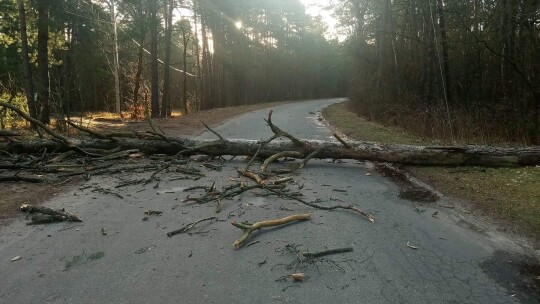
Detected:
[{"left": 232, "top": 213, "right": 311, "bottom": 249}]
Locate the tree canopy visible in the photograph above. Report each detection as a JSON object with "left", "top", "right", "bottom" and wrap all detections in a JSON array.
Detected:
[{"left": 0, "top": 0, "right": 538, "bottom": 144}]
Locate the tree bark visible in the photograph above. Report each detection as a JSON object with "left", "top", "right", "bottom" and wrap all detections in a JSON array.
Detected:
[
  {"left": 181, "top": 22, "right": 190, "bottom": 113},
  {"left": 132, "top": 1, "right": 147, "bottom": 118},
  {"left": 17, "top": 0, "right": 37, "bottom": 120},
  {"left": 436, "top": 0, "right": 452, "bottom": 104},
  {"left": 149, "top": 0, "right": 160, "bottom": 118},
  {"left": 110, "top": 0, "right": 121, "bottom": 114},
  {"left": 193, "top": 4, "right": 202, "bottom": 111},
  {"left": 2, "top": 137, "right": 538, "bottom": 167},
  {"left": 161, "top": 0, "right": 173, "bottom": 118},
  {"left": 37, "top": 0, "right": 50, "bottom": 124}
]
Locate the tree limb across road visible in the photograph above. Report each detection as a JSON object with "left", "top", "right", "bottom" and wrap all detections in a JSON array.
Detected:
[{"left": 1, "top": 102, "right": 539, "bottom": 167}]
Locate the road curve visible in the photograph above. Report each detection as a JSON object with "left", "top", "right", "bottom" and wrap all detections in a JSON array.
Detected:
[{"left": 0, "top": 98, "right": 538, "bottom": 304}]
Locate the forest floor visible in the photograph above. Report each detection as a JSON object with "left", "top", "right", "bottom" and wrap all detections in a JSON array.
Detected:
[
  {"left": 0, "top": 100, "right": 295, "bottom": 222},
  {"left": 323, "top": 101, "right": 540, "bottom": 238}
]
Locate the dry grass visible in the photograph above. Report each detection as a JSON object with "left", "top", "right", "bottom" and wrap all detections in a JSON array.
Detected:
[{"left": 323, "top": 101, "right": 540, "bottom": 236}]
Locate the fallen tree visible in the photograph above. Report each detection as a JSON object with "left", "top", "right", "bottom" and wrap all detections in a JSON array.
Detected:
[{"left": 1, "top": 102, "right": 539, "bottom": 167}]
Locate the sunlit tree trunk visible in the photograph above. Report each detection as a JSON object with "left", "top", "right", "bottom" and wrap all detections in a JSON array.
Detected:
[
  {"left": 162, "top": 0, "right": 174, "bottom": 117},
  {"left": 149, "top": 0, "right": 159, "bottom": 118}
]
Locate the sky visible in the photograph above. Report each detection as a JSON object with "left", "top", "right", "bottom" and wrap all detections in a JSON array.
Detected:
[{"left": 300, "top": 0, "right": 340, "bottom": 39}]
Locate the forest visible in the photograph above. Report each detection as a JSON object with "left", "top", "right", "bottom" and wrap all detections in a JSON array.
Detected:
[{"left": 0, "top": 0, "right": 539, "bottom": 144}]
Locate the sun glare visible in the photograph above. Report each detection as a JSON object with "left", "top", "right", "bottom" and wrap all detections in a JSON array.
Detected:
[
  {"left": 235, "top": 21, "right": 243, "bottom": 29},
  {"left": 300, "top": 0, "right": 342, "bottom": 40}
]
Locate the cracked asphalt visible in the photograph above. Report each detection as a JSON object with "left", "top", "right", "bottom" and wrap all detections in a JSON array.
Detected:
[{"left": 0, "top": 98, "right": 538, "bottom": 303}]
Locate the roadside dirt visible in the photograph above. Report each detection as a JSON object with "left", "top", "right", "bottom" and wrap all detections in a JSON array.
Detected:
[{"left": 0, "top": 101, "right": 293, "bottom": 223}]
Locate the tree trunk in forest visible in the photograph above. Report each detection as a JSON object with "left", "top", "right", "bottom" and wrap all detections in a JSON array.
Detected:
[
  {"left": 17, "top": 0, "right": 37, "bottom": 120},
  {"left": 149, "top": 0, "right": 160, "bottom": 118},
  {"left": 422, "top": 0, "right": 436, "bottom": 106},
  {"left": 133, "top": 35, "right": 145, "bottom": 117},
  {"left": 436, "top": 0, "right": 452, "bottom": 104},
  {"left": 161, "top": 0, "right": 173, "bottom": 118},
  {"left": 193, "top": 6, "right": 202, "bottom": 111},
  {"left": 110, "top": 0, "right": 121, "bottom": 114},
  {"left": 181, "top": 23, "right": 190, "bottom": 113},
  {"left": 376, "top": 0, "right": 394, "bottom": 101},
  {"left": 37, "top": 1, "right": 50, "bottom": 124},
  {"left": 201, "top": 17, "right": 211, "bottom": 109},
  {"left": 132, "top": 1, "right": 147, "bottom": 118}
]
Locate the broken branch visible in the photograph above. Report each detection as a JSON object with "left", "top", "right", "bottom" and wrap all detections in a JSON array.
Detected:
[
  {"left": 167, "top": 217, "right": 217, "bottom": 237},
  {"left": 301, "top": 247, "right": 353, "bottom": 259},
  {"left": 20, "top": 204, "right": 82, "bottom": 223},
  {"left": 265, "top": 188, "right": 375, "bottom": 223},
  {"left": 261, "top": 151, "right": 303, "bottom": 172},
  {"left": 232, "top": 213, "right": 311, "bottom": 249}
]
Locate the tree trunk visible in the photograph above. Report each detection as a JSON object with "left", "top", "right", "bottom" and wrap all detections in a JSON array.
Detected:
[
  {"left": 37, "top": 0, "right": 50, "bottom": 124},
  {"left": 17, "top": 0, "right": 37, "bottom": 120},
  {"left": 110, "top": 0, "right": 121, "bottom": 114},
  {"left": 436, "top": 0, "right": 452, "bottom": 104},
  {"left": 161, "top": 0, "right": 174, "bottom": 118},
  {"left": 193, "top": 5, "right": 202, "bottom": 111},
  {"left": 149, "top": 0, "right": 160, "bottom": 118},
  {"left": 133, "top": 34, "right": 145, "bottom": 117},
  {"left": 181, "top": 23, "right": 190, "bottom": 113},
  {"left": 201, "top": 17, "right": 211, "bottom": 109},
  {"left": 2, "top": 137, "right": 538, "bottom": 167}
]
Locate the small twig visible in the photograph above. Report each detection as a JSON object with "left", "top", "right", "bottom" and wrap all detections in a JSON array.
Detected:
[
  {"left": 246, "top": 240, "right": 260, "bottom": 248},
  {"left": 298, "top": 148, "right": 322, "bottom": 170},
  {"left": 65, "top": 119, "right": 112, "bottom": 140},
  {"left": 333, "top": 133, "right": 351, "bottom": 149},
  {"left": 202, "top": 122, "right": 224, "bottom": 140},
  {"left": 265, "top": 188, "right": 375, "bottom": 223},
  {"left": 265, "top": 110, "right": 304, "bottom": 146},
  {"left": 144, "top": 210, "right": 163, "bottom": 216},
  {"left": 301, "top": 247, "right": 353, "bottom": 259},
  {"left": 243, "top": 143, "right": 263, "bottom": 174},
  {"left": 167, "top": 217, "right": 217, "bottom": 237}
]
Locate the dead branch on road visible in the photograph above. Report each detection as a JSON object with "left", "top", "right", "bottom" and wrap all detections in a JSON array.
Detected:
[
  {"left": 232, "top": 214, "right": 311, "bottom": 249},
  {"left": 264, "top": 188, "right": 375, "bottom": 223},
  {"left": 167, "top": 217, "right": 217, "bottom": 237},
  {"left": 20, "top": 204, "right": 82, "bottom": 224},
  {"left": 1, "top": 103, "right": 538, "bottom": 167}
]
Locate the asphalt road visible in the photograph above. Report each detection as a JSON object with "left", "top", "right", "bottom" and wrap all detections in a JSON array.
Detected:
[{"left": 0, "top": 98, "right": 538, "bottom": 304}]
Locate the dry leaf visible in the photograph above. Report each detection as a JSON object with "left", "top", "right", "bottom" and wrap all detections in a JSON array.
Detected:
[{"left": 291, "top": 273, "right": 305, "bottom": 282}]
